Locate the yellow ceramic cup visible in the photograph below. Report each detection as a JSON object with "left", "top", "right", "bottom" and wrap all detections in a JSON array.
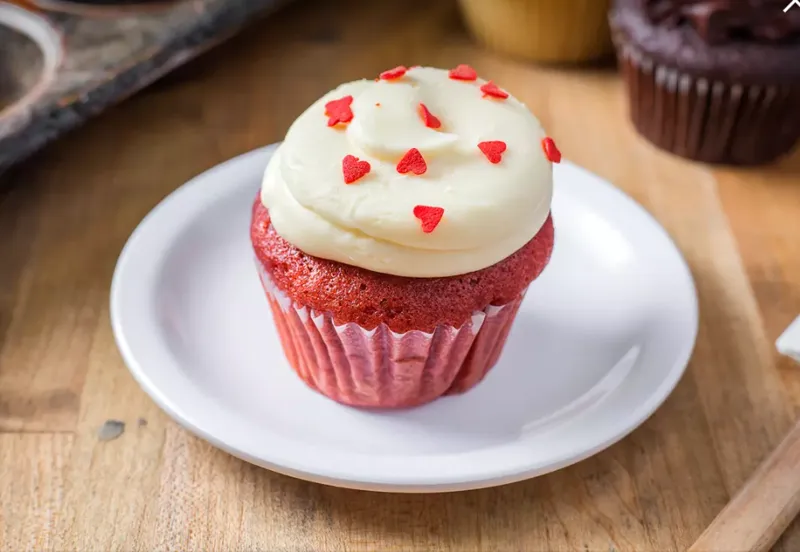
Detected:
[{"left": 458, "top": 0, "right": 613, "bottom": 64}]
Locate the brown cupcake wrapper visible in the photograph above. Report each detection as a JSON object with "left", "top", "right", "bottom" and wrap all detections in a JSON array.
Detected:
[
  {"left": 257, "top": 260, "right": 525, "bottom": 409},
  {"left": 616, "top": 41, "right": 800, "bottom": 165}
]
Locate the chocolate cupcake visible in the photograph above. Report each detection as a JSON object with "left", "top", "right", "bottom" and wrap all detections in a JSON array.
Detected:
[
  {"left": 252, "top": 66, "right": 559, "bottom": 408},
  {"left": 610, "top": 0, "right": 800, "bottom": 165}
]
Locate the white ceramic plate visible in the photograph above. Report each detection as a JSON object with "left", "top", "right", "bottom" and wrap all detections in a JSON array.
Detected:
[{"left": 111, "top": 145, "right": 698, "bottom": 493}]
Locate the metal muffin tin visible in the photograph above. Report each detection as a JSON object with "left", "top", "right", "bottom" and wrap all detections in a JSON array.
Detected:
[{"left": 0, "top": 0, "right": 293, "bottom": 172}]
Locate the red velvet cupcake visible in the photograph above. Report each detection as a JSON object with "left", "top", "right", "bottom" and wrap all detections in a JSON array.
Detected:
[{"left": 252, "top": 65, "right": 558, "bottom": 408}]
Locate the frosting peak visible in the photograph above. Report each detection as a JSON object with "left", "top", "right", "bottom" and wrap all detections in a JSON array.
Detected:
[
  {"left": 261, "top": 66, "right": 554, "bottom": 278},
  {"left": 644, "top": 0, "right": 800, "bottom": 45},
  {"left": 348, "top": 81, "right": 459, "bottom": 158}
]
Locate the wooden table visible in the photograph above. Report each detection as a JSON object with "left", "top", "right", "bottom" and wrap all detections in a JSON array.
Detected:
[{"left": 2, "top": 1, "right": 799, "bottom": 550}]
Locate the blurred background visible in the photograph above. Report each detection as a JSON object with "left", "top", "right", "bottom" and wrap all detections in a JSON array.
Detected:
[{"left": 1, "top": 0, "right": 799, "bottom": 171}]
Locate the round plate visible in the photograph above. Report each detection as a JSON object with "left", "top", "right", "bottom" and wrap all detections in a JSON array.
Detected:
[{"left": 111, "top": 145, "right": 698, "bottom": 493}]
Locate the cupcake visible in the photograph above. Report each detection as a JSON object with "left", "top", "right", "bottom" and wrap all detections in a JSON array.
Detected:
[
  {"left": 458, "top": 0, "right": 613, "bottom": 64},
  {"left": 251, "top": 65, "right": 559, "bottom": 409},
  {"left": 610, "top": 0, "right": 800, "bottom": 165}
]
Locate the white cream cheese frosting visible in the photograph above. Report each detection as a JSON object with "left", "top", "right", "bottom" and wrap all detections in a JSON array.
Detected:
[{"left": 260, "top": 66, "right": 554, "bottom": 278}]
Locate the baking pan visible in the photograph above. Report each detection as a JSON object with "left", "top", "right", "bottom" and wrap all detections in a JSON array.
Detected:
[{"left": 0, "top": 0, "right": 295, "bottom": 172}]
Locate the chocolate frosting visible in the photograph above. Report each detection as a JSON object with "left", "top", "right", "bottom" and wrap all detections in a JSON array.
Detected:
[{"left": 644, "top": 0, "right": 800, "bottom": 44}]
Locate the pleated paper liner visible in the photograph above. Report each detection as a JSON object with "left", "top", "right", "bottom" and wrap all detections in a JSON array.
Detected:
[
  {"left": 257, "top": 261, "right": 526, "bottom": 409},
  {"left": 616, "top": 41, "right": 800, "bottom": 165},
  {"left": 458, "top": 0, "right": 613, "bottom": 64}
]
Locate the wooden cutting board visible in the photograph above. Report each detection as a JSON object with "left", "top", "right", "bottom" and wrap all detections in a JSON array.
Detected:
[{"left": 0, "top": 0, "right": 294, "bottom": 173}]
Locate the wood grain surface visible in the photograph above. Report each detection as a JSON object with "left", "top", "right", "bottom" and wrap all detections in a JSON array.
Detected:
[
  {"left": 1, "top": 1, "right": 799, "bottom": 550},
  {"left": 688, "top": 419, "right": 800, "bottom": 552}
]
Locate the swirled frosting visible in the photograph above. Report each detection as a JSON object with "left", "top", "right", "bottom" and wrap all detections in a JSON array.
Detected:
[
  {"left": 261, "top": 66, "right": 554, "bottom": 278},
  {"left": 644, "top": 0, "right": 800, "bottom": 44}
]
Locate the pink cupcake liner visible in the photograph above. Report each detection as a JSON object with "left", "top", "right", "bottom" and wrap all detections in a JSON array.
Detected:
[{"left": 256, "top": 260, "right": 525, "bottom": 409}]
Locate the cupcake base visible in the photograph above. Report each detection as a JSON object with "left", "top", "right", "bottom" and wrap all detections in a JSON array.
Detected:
[
  {"left": 257, "top": 261, "right": 524, "bottom": 409},
  {"left": 616, "top": 42, "right": 800, "bottom": 166}
]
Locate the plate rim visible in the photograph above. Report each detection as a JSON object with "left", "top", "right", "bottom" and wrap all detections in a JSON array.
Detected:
[{"left": 110, "top": 145, "right": 699, "bottom": 493}]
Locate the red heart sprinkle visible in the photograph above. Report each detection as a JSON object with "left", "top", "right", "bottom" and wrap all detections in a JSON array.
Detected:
[
  {"left": 480, "top": 81, "right": 509, "bottom": 99},
  {"left": 396, "top": 148, "right": 427, "bottom": 175},
  {"left": 417, "top": 103, "right": 441, "bottom": 129},
  {"left": 379, "top": 66, "right": 408, "bottom": 80},
  {"left": 478, "top": 141, "right": 507, "bottom": 164},
  {"left": 541, "top": 137, "right": 561, "bottom": 163},
  {"left": 324, "top": 95, "right": 354, "bottom": 126},
  {"left": 342, "top": 154, "right": 371, "bottom": 184},
  {"left": 413, "top": 205, "right": 444, "bottom": 233},
  {"left": 448, "top": 64, "right": 477, "bottom": 81}
]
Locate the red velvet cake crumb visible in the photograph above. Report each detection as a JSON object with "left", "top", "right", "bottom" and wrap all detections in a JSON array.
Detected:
[{"left": 251, "top": 198, "right": 554, "bottom": 334}]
